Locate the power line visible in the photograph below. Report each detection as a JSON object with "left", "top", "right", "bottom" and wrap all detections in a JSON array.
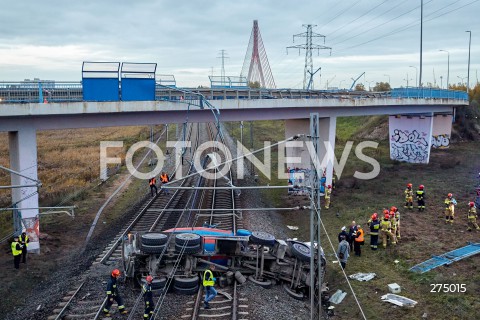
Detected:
[
  {"left": 328, "top": 0, "right": 390, "bottom": 38},
  {"left": 331, "top": 1, "right": 429, "bottom": 47},
  {"left": 316, "top": 0, "right": 363, "bottom": 31},
  {"left": 327, "top": 1, "right": 407, "bottom": 45},
  {"left": 334, "top": 0, "right": 479, "bottom": 54}
]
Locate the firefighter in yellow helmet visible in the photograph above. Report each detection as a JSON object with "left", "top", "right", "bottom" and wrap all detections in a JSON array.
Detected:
[
  {"left": 380, "top": 210, "right": 396, "bottom": 248},
  {"left": 324, "top": 184, "right": 332, "bottom": 209},
  {"left": 404, "top": 183, "right": 414, "bottom": 209},
  {"left": 444, "top": 193, "right": 456, "bottom": 224},
  {"left": 467, "top": 202, "right": 479, "bottom": 231}
]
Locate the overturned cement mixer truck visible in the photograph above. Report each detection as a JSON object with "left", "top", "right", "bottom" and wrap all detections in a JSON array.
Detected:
[{"left": 121, "top": 227, "right": 327, "bottom": 300}]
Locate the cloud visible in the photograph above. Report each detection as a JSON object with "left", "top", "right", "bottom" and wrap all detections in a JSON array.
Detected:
[{"left": 0, "top": 0, "right": 478, "bottom": 87}]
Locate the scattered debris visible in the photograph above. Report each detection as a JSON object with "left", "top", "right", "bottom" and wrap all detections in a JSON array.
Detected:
[
  {"left": 329, "top": 289, "right": 347, "bottom": 304},
  {"left": 36, "top": 305, "right": 42, "bottom": 311},
  {"left": 286, "top": 225, "right": 299, "bottom": 230},
  {"left": 388, "top": 283, "right": 401, "bottom": 293},
  {"left": 394, "top": 259, "right": 400, "bottom": 264},
  {"left": 422, "top": 312, "right": 428, "bottom": 318},
  {"left": 349, "top": 273, "right": 376, "bottom": 281},
  {"left": 381, "top": 293, "right": 417, "bottom": 307},
  {"left": 410, "top": 242, "right": 480, "bottom": 273}
]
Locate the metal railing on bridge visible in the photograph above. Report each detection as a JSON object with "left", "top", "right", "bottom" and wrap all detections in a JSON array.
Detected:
[
  {"left": 391, "top": 87, "right": 468, "bottom": 100},
  {"left": 0, "top": 81, "right": 82, "bottom": 103},
  {"left": 0, "top": 82, "right": 469, "bottom": 104}
]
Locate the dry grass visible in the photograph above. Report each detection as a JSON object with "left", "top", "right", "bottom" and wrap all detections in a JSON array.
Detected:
[{"left": 0, "top": 126, "right": 153, "bottom": 208}]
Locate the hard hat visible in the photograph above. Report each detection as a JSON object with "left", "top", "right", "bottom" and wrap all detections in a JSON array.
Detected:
[
  {"left": 383, "top": 209, "right": 389, "bottom": 216},
  {"left": 390, "top": 206, "right": 397, "bottom": 212},
  {"left": 327, "top": 185, "right": 332, "bottom": 189},
  {"left": 448, "top": 193, "right": 453, "bottom": 198},
  {"left": 407, "top": 183, "right": 412, "bottom": 188},
  {"left": 341, "top": 226, "right": 346, "bottom": 231},
  {"left": 111, "top": 269, "right": 121, "bottom": 277},
  {"left": 372, "top": 213, "right": 378, "bottom": 220},
  {"left": 384, "top": 213, "right": 390, "bottom": 219},
  {"left": 469, "top": 201, "right": 475, "bottom": 207},
  {"left": 419, "top": 185, "right": 424, "bottom": 190},
  {"left": 146, "top": 275, "right": 153, "bottom": 283}
]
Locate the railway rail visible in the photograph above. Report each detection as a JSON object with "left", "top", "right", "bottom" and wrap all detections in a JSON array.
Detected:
[{"left": 46, "top": 121, "right": 249, "bottom": 320}]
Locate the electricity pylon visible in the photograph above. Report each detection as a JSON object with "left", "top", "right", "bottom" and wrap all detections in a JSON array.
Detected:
[{"left": 287, "top": 24, "right": 331, "bottom": 90}]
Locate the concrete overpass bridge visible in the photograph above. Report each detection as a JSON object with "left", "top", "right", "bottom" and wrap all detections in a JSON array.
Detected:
[{"left": 0, "top": 82, "right": 469, "bottom": 251}]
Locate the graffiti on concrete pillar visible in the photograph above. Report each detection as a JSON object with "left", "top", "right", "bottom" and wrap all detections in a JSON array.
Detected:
[
  {"left": 431, "top": 134, "right": 450, "bottom": 149},
  {"left": 390, "top": 129, "right": 429, "bottom": 163}
]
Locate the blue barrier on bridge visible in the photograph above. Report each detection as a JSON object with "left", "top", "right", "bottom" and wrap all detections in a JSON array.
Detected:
[
  {"left": 391, "top": 87, "right": 468, "bottom": 100},
  {"left": 82, "top": 62, "right": 120, "bottom": 102},
  {"left": 120, "top": 63, "right": 157, "bottom": 101}
]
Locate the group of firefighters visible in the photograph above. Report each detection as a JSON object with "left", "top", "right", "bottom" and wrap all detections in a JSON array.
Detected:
[
  {"left": 101, "top": 265, "right": 217, "bottom": 318},
  {"left": 362, "top": 182, "right": 479, "bottom": 251}
]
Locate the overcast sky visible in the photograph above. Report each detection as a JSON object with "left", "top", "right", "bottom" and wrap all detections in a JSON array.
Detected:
[{"left": 0, "top": 0, "right": 478, "bottom": 89}]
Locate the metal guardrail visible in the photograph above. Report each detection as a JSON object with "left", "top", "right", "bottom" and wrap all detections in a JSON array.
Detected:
[{"left": 0, "top": 81, "right": 469, "bottom": 104}]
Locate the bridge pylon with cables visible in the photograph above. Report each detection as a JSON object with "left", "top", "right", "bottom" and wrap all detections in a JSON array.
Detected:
[{"left": 240, "top": 20, "right": 276, "bottom": 89}]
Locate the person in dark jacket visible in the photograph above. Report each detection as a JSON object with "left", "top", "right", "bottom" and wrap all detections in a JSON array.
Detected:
[
  {"left": 103, "top": 269, "right": 127, "bottom": 316},
  {"left": 11, "top": 234, "right": 23, "bottom": 269},
  {"left": 337, "top": 235, "right": 350, "bottom": 269},
  {"left": 19, "top": 231, "right": 29, "bottom": 263},
  {"left": 338, "top": 226, "right": 348, "bottom": 243},
  {"left": 348, "top": 221, "right": 357, "bottom": 252}
]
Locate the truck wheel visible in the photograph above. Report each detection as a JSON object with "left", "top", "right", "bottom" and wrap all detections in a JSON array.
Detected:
[
  {"left": 249, "top": 231, "right": 275, "bottom": 247},
  {"left": 175, "top": 243, "right": 202, "bottom": 254},
  {"left": 141, "top": 244, "right": 166, "bottom": 254},
  {"left": 175, "top": 233, "right": 201, "bottom": 246},
  {"left": 174, "top": 275, "right": 199, "bottom": 288},
  {"left": 141, "top": 233, "right": 168, "bottom": 246},
  {"left": 173, "top": 285, "right": 199, "bottom": 295},
  {"left": 291, "top": 242, "right": 311, "bottom": 262}
]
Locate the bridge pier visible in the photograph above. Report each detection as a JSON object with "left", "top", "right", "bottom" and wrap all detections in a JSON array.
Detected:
[
  {"left": 9, "top": 126, "right": 40, "bottom": 253},
  {"left": 285, "top": 117, "right": 336, "bottom": 190}
]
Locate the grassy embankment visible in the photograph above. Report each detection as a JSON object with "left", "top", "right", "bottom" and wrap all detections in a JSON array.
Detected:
[
  {"left": 0, "top": 125, "right": 166, "bottom": 239},
  {"left": 227, "top": 117, "right": 479, "bottom": 320}
]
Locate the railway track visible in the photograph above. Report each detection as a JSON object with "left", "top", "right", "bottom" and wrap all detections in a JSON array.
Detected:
[
  {"left": 46, "top": 277, "right": 106, "bottom": 320},
  {"left": 182, "top": 282, "right": 249, "bottom": 320},
  {"left": 47, "top": 121, "right": 252, "bottom": 320}
]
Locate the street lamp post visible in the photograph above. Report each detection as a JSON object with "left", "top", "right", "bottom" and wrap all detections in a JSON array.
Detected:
[
  {"left": 403, "top": 74, "right": 412, "bottom": 87},
  {"left": 439, "top": 49, "right": 450, "bottom": 89},
  {"left": 457, "top": 75, "right": 467, "bottom": 86},
  {"left": 409, "top": 66, "right": 418, "bottom": 87},
  {"left": 339, "top": 80, "right": 345, "bottom": 89},
  {"left": 384, "top": 74, "right": 390, "bottom": 84},
  {"left": 466, "top": 31, "right": 471, "bottom": 93}
]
